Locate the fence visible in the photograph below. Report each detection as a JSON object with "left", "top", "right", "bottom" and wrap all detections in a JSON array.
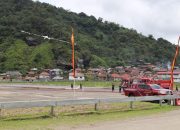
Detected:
[{"left": 0, "top": 95, "right": 180, "bottom": 116}]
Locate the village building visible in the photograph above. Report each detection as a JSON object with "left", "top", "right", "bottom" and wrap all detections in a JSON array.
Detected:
[
  {"left": 0, "top": 73, "right": 7, "bottom": 80},
  {"left": 87, "top": 68, "right": 103, "bottom": 74},
  {"left": 115, "top": 66, "right": 125, "bottom": 74},
  {"left": 39, "top": 70, "right": 50, "bottom": 81},
  {"left": 25, "top": 68, "right": 38, "bottom": 82},
  {"left": 157, "top": 71, "right": 180, "bottom": 83},
  {"left": 86, "top": 68, "right": 106, "bottom": 80},
  {"left": 69, "top": 72, "right": 85, "bottom": 81},
  {"left": 97, "top": 73, "right": 107, "bottom": 81},
  {"left": 5, "top": 71, "right": 22, "bottom": 80},
  {"left": 119, "top": 73, "right": 131, "bottom": 81},
  {"left": 110, "top": 73, "right": 121, "bottom": 81},
  {"left": 49, "top": 69, "right": 63, "bottom": 81}
]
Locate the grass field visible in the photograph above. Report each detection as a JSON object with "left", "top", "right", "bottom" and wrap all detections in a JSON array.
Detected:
[
  {"left": 0, "top": 102, "right": 179, "bottom": 130},
  {"left": 0, "top": 81, "right": 120, "bottom": 88},
  {"left": 1, "top": 81, "right": 180, "bottom": 89},
  {"left": 175, "top": 83, "right": 180, "bottom": 88}
]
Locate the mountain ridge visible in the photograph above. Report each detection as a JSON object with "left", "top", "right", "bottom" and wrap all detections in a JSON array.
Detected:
[{"left": 0, "top": 0, "right": 177, "bottom": 73}]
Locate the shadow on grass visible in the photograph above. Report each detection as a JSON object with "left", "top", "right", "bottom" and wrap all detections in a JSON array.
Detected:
[
  {"left": 1, "top": 115, "right": 51, "bottom": 121},
  {"left": 63, "top": 106, "right": 160, "bottom": 116}
]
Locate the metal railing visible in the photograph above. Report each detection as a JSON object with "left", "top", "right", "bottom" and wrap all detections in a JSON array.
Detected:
[{"left": 0, "top": 95, "right": 179, "bottom": 116}]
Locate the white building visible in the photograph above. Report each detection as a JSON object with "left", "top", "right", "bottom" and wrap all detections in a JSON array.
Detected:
[
  {"left": 50, "top": 69, "right": 63, "bottom": 81},
  {"left": 69, "top": 72, "right": 85, "bottom": 81},
  {"left": 157, "top": 71, "right": 180, "bottom": 83}
]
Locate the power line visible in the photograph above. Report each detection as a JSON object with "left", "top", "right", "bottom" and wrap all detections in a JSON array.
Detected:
[{"left": 21, "top": 30, "right": 71, "bottom": 44}]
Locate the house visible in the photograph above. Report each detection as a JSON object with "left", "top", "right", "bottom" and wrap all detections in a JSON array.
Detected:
[
  {"left": 157, "top": 71, "right": 180, "bottom": 82},
  {"left": 86, "top": 68, "right": 106, "bottom": 80},
  {"left": 115, "top": 66, "right": 125, "bottom": 73},
  {"left": 49, "top": 69, "right": 63, "bottom": 80},
  {"left": 144, "top": 71, "right": 153, "bottom": 77},
  {"left": 39, "top": 70, "right": 50, "bottom": 81},
  {"left": 97, "top": 73, "right": 107, "bottom": 80},
  {"left": 52, "top": 76, "right": 63, "bottom": 81},
  {"left": 69, "top": 72, "right": 85, "bottom": 81},
  {"left": 87, "top": 68, "right": 102, "bottom": 74},
  {"left": 115, "top": 66, "right": 124, "bottom": 70},
  {"left": 111, "top": 73, "right": 121, "bottom": 81},
  {"left": 6, "top": 71, "right": 22, "bottom": 80},
  {"left": 25, "top": 68, "right": 38, "bottom": 81},
  {"left": 75, "top": 68, "right": 83, "bottom": 73},
  {"left": 130, "top": 68, "right": 140, "bottom": 76},
  {"left": 0, "top": 73, "right": 6, "bottom": 80},
  {"left": 119, "top": 73, "right": 131, "bottom": 81}
]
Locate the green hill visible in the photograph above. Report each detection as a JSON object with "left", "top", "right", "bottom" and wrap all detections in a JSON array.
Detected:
[{"left": 0, "top": 0, "right": 177, "bottom": 73}]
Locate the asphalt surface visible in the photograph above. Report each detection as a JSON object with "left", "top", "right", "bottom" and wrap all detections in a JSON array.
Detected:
[{"left": 0, "top": 84, "right": 125, "bottom": 102}]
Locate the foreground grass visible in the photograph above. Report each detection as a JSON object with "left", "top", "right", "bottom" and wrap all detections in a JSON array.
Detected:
[{"left": 0, "top": 102, "right": 179, "bottom": 130}]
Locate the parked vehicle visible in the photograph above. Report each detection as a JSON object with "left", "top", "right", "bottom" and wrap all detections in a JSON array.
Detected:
[
  {"left": 124, "top": 83, "right": 172, "bottom": 97},
  {"left": 140, "top": 77, "right": 171, "bottom": 89}
]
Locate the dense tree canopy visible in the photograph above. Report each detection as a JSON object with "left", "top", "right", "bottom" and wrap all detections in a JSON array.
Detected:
[{"left": 0, "top": 0, "right": 178, "bottom": 73}]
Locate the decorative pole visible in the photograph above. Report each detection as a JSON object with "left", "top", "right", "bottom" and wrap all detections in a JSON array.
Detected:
[
  {"left": 71, "top": 28, "right": 75, "bottom": 78},
  {"left": 170, "top": 36, "right": 180, "bottom": 90},
  {"left": 71, "top": 28, "right": 76, "bottom": 96}
]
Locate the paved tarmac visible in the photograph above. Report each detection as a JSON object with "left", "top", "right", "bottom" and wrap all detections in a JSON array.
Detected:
[{"left": 0, "top": 84, "right": 125, "bottom": 102}]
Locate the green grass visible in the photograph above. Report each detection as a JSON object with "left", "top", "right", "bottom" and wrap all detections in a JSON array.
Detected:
[
  {"left": 0, "top": 102, "right": 179, "bottom": 130},
  {"left": 0, "top": 81, "right": 120, "bottom": 88},
  {"left": 175, "top": 83, "right": 180, "bottom": 88},
  {"left": 3, "top": 81, "right": 179, "bottom": 88}
]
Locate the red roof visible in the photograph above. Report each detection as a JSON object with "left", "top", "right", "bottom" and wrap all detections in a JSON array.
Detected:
[
  {"left": 97, "top": 73, "right": 106, "bottom": 78},
  {"left": 111, "top": 73, "right": 121, "bottom": 78},
  {"left": 39, "top": 72, "right": 49, "bottom": 76},
  {"left": 157, "top": 71, "right": 180, "bottom": 75},
  {"left": 69, "top": 72, "right": 84, "bottom": 77},
  {"left": 119, "top": 74, "right": 130, "bottom": 80}
]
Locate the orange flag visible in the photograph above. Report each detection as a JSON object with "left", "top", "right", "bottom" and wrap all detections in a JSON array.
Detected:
[
  {"left": 71, "top": 28, "right": 75, "bottom": 78},
  {"left": 170, "top": 36, "right": 180, "bottom": 90}
]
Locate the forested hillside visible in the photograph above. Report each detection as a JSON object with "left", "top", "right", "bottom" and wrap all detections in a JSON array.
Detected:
[{"left": 0, "top": 0, "right": 177, "bottom": 73}]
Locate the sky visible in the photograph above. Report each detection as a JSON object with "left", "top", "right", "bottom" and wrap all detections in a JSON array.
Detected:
[{"left": 34, "top": 0, "right": 180, "bottom": 44}]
